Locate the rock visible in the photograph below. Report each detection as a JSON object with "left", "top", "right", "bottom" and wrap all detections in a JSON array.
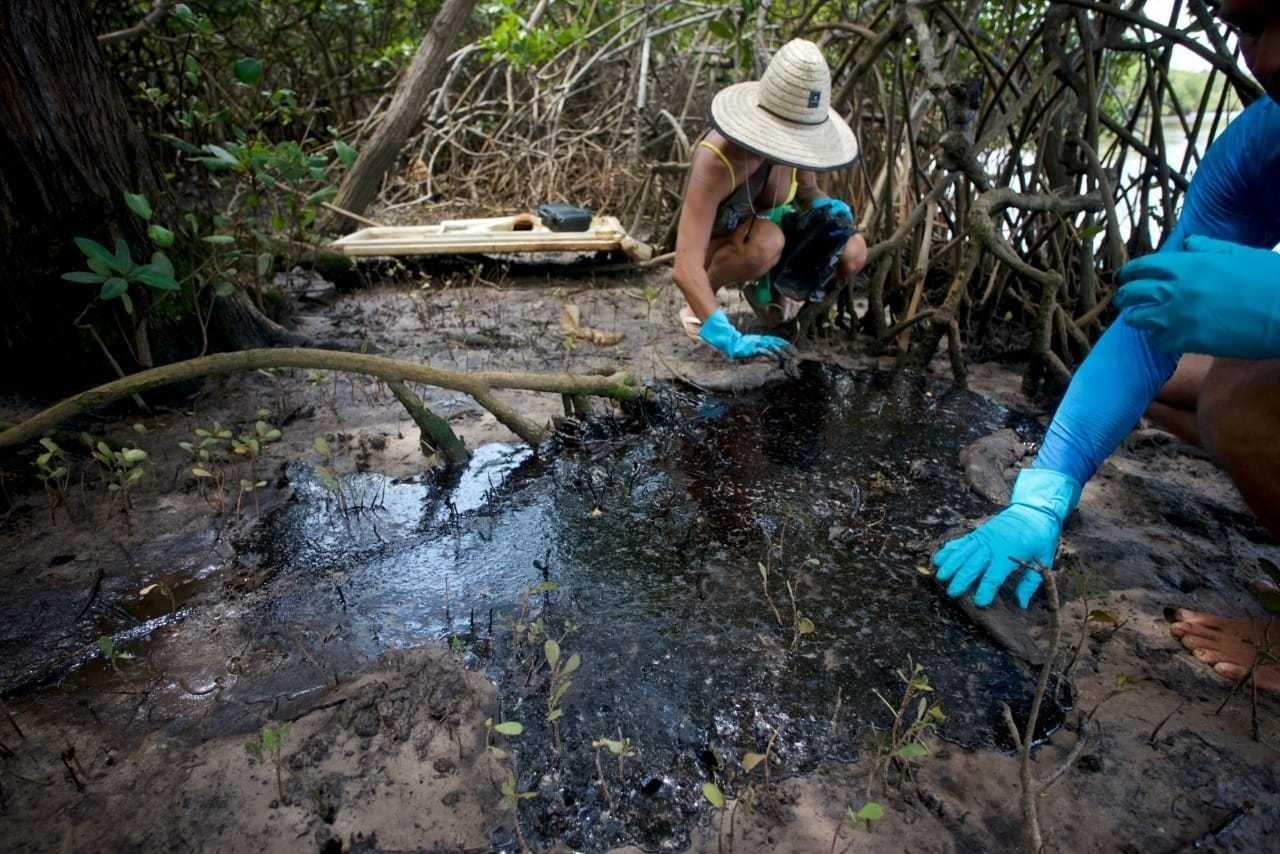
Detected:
[{"left": 958, "top": 429, "right": 1029, "bottom": 505}]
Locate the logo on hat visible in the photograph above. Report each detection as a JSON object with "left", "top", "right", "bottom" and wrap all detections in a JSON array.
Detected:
[{"left": 808, "top": 90, "right": 821, "bottom": 109}]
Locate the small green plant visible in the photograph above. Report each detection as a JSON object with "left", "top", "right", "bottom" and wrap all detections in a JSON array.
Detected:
[
  {"left": 500, "top": 771, "right": 536, "bottom": 854},
  {"left": 32, "top": 438, "right": 71, "bottom": 523},
  {"left": 543, "top": 639, "right": 580, "bottom": 755},
  {"left": 245, "top": 721, "right": 291, "bottom": 804},
  {"left": 831, "top": 801, "right": 886, "bottom": 851},
  {"left": 232, "top": 419, "right": 283, "bottom": 461},
  {"left": 237, "top": 478, "right": 269, "bottom": 518},
  {"left": 86, "top": 436, "right": 149, "bottom": 520},
  {"left": 869, "top": 659, "right": 943, "bottom": 791},
  {"left": 642, "top": 285, "right": 661, "bottom": 321},
  {"left": 312, "top": 436, "right": 348, "bottom": 511},
  {"left": 484, "top": 718, "right": 524, "bottom": 759},
  {"left": 182, "top": 421, "right": 234, "bottom": 513},
  {"left": 591, "top": 733, "right": 637, "bottom": 813},
  {"left": 96, "top": 635, "right": 135, "bottom": 675},
  {"left": 785, "top": 578, "right": 816, "bottom": 650}
]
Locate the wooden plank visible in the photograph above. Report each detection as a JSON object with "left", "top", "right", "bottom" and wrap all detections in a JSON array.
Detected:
[{"left": 329, "top": 213, "right": 652, "bottom": 261}]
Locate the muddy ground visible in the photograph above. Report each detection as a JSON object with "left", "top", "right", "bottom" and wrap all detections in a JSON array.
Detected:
[{"left": 1, "top": 261, "right": 1278, "bottom": 853}]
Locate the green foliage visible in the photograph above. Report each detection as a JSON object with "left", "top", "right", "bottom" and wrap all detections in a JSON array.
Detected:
[
  {"left": 245, "top": 720, "right": 291, "bottom": 802},
  {"left": 479, "top": 1, "right": 584, "bottom": 70}
]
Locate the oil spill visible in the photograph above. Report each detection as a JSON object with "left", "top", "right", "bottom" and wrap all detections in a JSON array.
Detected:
[{"left": 242, "top": 362, "right": 1065, "bottom": 851}]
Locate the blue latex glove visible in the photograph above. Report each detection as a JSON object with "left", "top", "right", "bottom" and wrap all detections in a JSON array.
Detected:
[
  {"left": 808, "top": 197, "right": 852, "bottom": 219},
  {"left": 698, "top": 309, "right": 791, "bottom": 360},
  {"left": 932, "top": 468, "right": 1081, "bottom": 608},
  {"left": 1114, "top": 235, "right": 1280, "bottom": 360}
]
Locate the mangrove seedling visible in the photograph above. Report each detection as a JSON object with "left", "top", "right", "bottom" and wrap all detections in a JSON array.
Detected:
[
  {"left": 869, "top": 659, "right": 943, "bottom": 791},
  {"left": 32, "top": 438, "right": 71, "bottom": 523},
  {"left": 500, "top": 771, "right": 536, "bottom": 854},
  {"left": 591, "top": 733, "right": 637, "bottom": 813},
  {"left": 785, "top": 578, "right": 816, "bottom": 650},
  {"left": 87, "top": 438, "right": 148, "bottom": 519},
  {"left": 484, "top": 718, "right": 524, "bottom": 759},
  {"left": 312, "top": 436, "right": 348, "bottom": 511},
  {"left": 96, "top": 635, "right": 134, "bottom": 675},
  {"left": 831, "top": 801, "right": 885, "bottom": 853},
  {"left": 237, "top": 478, "right": 269, "bottom": 518},
  {"left": 245, "top": 721, "right": 291, "bottom": 804},
  {"left": 544, "top": 638, "right": 580, "bottom": 755}
]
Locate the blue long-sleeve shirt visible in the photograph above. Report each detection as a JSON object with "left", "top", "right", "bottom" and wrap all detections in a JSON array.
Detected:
[{"left": 1034, "top": 96, "right": 1280, "bottom": 485}]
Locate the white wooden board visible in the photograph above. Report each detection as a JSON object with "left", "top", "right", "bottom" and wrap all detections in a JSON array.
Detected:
[{"left": 329, "top": 214, "right": 652, "bottom": 261}]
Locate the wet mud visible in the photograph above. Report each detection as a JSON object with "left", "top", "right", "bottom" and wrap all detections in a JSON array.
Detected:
[{"left": 235, "top": 363, "right": 1060, "bottom": 850}]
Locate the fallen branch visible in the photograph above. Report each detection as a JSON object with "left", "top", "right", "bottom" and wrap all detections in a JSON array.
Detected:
[
  {"left": 0, "top": 349, "right": 647, "bottom": 452},
  {"left": 98, "top": 0, "right": 171, "bottom": 45}
]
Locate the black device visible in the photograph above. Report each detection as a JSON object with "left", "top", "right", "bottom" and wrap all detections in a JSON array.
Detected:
[
  {"left": 772, "top": 204, "right": 856, "bottom": 303},
  {"left": 536, "top": 203, "right": 593, "bottom": 232}
]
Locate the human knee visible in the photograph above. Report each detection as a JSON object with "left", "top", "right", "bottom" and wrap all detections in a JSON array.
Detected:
[
  {"left": 1195, "top": 364, "right": 1280, "bottom": 463},
  {"left": 740, "top": 222, "right": 784, "bottom": 276}
]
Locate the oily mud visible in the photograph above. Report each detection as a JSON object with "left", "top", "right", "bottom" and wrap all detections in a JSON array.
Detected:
[{"left": 231, "top": 362, "right": 1061, "bottom": 850}]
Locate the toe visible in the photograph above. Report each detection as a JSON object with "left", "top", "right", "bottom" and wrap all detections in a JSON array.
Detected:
[{"left": 1212, "top": 662, "right": 1248, "bottom": 682}]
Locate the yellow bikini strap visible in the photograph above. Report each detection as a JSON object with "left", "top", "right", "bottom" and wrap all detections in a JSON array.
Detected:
[
  {"left": 696, "top": 139, "right": 736, "bottom": 188},
  {"left": 787, "top": 168, "right": 798, "bottom": 205}
]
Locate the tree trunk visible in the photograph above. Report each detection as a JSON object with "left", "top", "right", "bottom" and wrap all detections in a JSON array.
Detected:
[
  {"left": 321, "top": 0, "right": 478, "bottom": 234},
  {"left": 0, "top": 0, "right": 158, "bottom": 395}
]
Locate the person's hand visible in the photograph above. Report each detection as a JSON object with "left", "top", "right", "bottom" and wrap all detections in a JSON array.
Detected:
[
  {"left": 1114, "top": 235, "right": 1280, "bottom": 359},
  {"left": 698, "top": 309, "right": 792, "bottom": 360},
  {"left": 932, "top": 468, "right": 1081, "bottom": 608}
]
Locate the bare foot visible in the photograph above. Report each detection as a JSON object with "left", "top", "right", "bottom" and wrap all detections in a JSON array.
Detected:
[{"left": 1170, "top": 605, "right": 1280, "bottom": 691}]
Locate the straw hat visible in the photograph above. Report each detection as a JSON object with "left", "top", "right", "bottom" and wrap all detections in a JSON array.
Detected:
[{"left": 710, "top": 39, "right": 859, "bottom": 172}]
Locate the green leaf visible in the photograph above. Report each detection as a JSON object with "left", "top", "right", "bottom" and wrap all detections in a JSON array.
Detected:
[
  {"left": 702, "top": 782, "right": 725, "bottom": 809},
  {"left": 100, "top": 278, "right": 128, "bottom": 300},
  {"left": 851, "top": 801, "right": 885, "bottom": 822},
  {"left": 75, "top": 237, "right": 128, "bottom": 272},
  {"left": 150, "top": 251, "right": 175, "bottom": 278},
  {"left": 192, "top": 467, "right": 214, "bottom": 478},
  {"left": 113, "top": 239, "right": 135, "bottom": 271},
  {"left": 1087, "top": 609, "right": 1118, "bottom": 625},
  {"left": 708, "top": 19, "right": 735, "bottom": 39},
  {"left": 797, "top": 617, "right": 816, "bottom": 635},
  {"left": 202, "top": 234, "right": 236, "bottom": 246},
  {"left": 334, "top": 140, "right": 357, "bottom": 168},
  {"left": 122, "top": 448, "right": 148, "bottom": 464},
  {"left": 233, "top": 57, "right": 264, "bottom": 86},
  {"left": 203, "top": 144, "right": 238, "bottom": 166},
  {"left": 62, "top": 271, "right": 106, "bottom": 284},
  {"left": 1076, "top": 223, "right": 1105, "bottom": 242},
  {"left": 306, "top": 187, "right": 337, "bottom": 205},
  {"left": 97, "top": 636, "right": 115, "bottom": 657},
  {"left": 493, "top": 721, "right": 524, "bottom": 736},
  {"left": 313, "top": 436, "right": 331, "bottom": 456},
  {"left": 148, "top": 225, "right": 175, "bottom": 247},
  {"left": 120, "top": 292, "right": 134, "bottom": 315},
  {"left": 214, "top": 282, "right": 237, "bottom": 298},
  {"left": 133, "top": 266, "right": 181, "bottom": 291},
  {"left": 39, "top": 438, "right": 58, "bottom": 453},
  {"left": 124, "top": 192, "right": 153, "bottom": 221},
  {"left": 257, "top": 253, "right": 273, "bottom": 277},
  {"left": 544, "top": 639, "right": 560, "bottom": 668},
  {"left": 894, "top": 742, "right": 929, "bottom": 760},
  {"left": 742, "top": 752, "right": 766, "bottom": 773},
  {"left": 547, "top": 708, "right": 563, "bottom": 722},
  {"left": 561, "top": 653, "right": 581, "bottom": 677}
]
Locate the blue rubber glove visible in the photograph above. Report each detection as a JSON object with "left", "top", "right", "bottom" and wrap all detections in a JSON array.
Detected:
[
  {"left": 932, "top": 468, "right": 1081, "bottom": 608},
  {"left": 1114, "top": 235, "right": 1280, "bottom": 360},
  {"left": 808, "top": 197, "right": 852, "bottom": 219},
  {"left": 698, "top": 309, "right": 791, "bottom": 360}
]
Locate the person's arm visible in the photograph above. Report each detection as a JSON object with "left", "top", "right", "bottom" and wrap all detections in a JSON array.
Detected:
[
  {"left": 673, "top": 153, "right": 731, "bottom": 321},
  {"left": 935, "top": 98, "right": 1280, "bottom": 609}
]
